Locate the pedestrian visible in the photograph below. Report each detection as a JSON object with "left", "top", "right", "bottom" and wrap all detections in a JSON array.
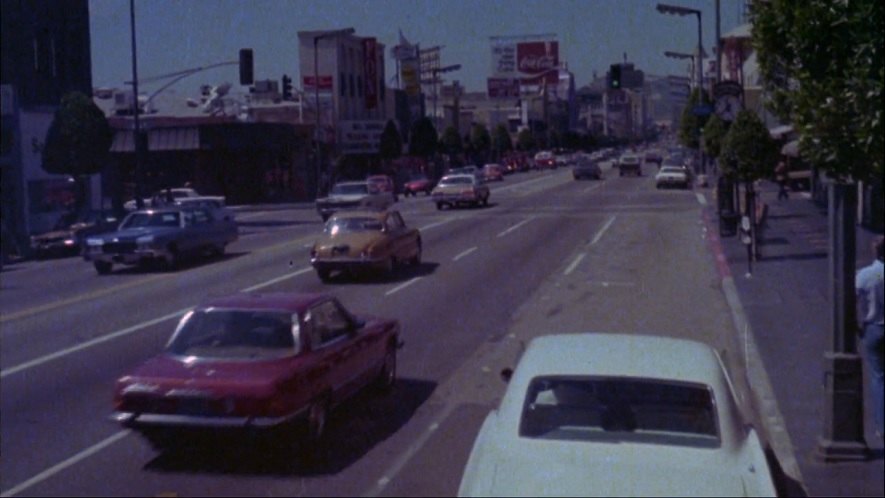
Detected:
[
  {"left": 775, "top": 161, "right": 789, "bottom": 201},
  {"left": 856, "top": 236, "right": 884, "bottom": 440}
]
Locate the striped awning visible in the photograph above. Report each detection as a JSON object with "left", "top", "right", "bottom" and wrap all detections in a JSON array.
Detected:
[{"left": 110, "top": 127, "right": 200, "bottom": 153}]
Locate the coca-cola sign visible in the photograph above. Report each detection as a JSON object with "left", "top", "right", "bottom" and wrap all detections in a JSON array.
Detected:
[{"left": 517, "top": 41, "right": 559, "bottom": 74}]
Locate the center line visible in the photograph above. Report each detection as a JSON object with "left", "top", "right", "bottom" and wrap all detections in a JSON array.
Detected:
[
  {"left": 452, "top": 247, "right": 478, "bottom": 261},
  {"left": 564, "top": 253, "right": 587, "bottom": 275},
  {"left": 241, "top": 267, "right": 313, "bottom": 292},
  {"left": 420, "top": 218, "right": 455, "bottom": 231},
  {"left": 590, "top": 215, "right": 617, "bottom": 246},
  {"left": 497, "top": 216, "right": 536, "bottom": 237},
  {"left": 385, "top": 277, "right": 422, "bottom": 296},
  {"left": 583, "top": 183, "right": 604, "bottom": 194}
]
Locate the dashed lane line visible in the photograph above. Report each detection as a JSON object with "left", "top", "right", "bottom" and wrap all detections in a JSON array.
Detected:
[
  {"left": 452, "top": 247, "right": 478, "bottom": 262},
  {"left": 496, "top": 216, "right": 537, "bottom": 238}
]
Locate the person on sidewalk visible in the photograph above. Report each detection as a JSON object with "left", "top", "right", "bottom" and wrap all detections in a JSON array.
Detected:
[
  {"left": 856, "top": 236, "right": 884, "bottom": 440},
  {"left": 775, "top": 161, "right": 790, "bottom": 201}
]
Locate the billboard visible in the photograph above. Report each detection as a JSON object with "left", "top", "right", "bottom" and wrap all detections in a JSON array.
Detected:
[
  {"left": 487, "top": 78, "right": 520, "bottom": 99},
  {"left": 490, "top": 37, "right": 559, "bottom": 87},
  {"left": 338, "top": 120, "right": 385, "bottom": 154}
]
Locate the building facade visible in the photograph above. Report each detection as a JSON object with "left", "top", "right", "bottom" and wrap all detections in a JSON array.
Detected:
[{"left": 1, "top": 0, "right": 95, "bottom": 256}]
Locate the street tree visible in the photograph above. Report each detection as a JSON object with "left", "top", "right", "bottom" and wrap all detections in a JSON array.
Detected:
[
  {"left": 516, "top": 129, "right": 536, "bottom": 151},
  {"left": 753, "top": 0, "right": 883, "bottom": 183},
  {"left": 470, "top": 123, "right": 491, "bottom": 163},
  {"left": 41, "top": 91, "right": 113, "bottom": 213},
  {"left": 720, "top": 110, "right": 778, "bottom": 182},
  {"left": 440, "top": 125, "right": 463, "bottom": 156},
  {"left": 379, "top": 120, "right": 402, "bottom": 165},
  {"left": 409, "top": 117, "right": 438, "bottom": 159},
  {"left": 702, "top": 114, "right": 729, "bottom": 163},
  {"left": 678, "top": 88, "right": 711, "bottom": 150},
  {"left": 491, "top": 124, "right": 512, "bottom": 160}
]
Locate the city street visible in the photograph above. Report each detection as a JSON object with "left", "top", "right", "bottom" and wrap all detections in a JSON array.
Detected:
[{"left": 1, "top": 164, "right": 770, "bottom": 496}]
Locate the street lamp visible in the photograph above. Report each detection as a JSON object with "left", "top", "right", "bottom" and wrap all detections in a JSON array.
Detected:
[
  {"left": 313, "top": 27, "right": 355, "bottom": 198},
  {"left": 658, "top": 3, "right": 705, "bottom": 175}
]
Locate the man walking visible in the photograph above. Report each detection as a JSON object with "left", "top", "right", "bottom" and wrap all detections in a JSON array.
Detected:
[
  {"left": 857, "top": 236, "right": 884, "bottom": 440},
  {"left": 775, "top": 161, "right": 789, "bottom": 201}
]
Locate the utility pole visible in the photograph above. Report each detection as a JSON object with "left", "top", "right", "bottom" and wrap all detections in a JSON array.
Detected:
[{"left": 129, "top": 0, "right": 144, "bottom": 210}]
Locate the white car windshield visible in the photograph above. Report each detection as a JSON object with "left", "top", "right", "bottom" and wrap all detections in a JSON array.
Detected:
[
  {"left": 659, "top": 167, "right": 685, "bottom": 174},
  {"left": 520, "top": 376, "right": 720, "bottom": 448},
  {"left": 331, "top": 183, "right": 369, "bottom": 195},
  {"left": 439, "top": 176, "right": 474, "bottom": 186},
  {"left": 120, "top": 212, "right": 181, "bottom": 228},
  {"left": 166, "top": 309, "right": 297, "bottom": 359}
]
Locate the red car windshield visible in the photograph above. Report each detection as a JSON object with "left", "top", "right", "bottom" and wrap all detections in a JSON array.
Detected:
[{"left": 166, "top": 309, "right": 297, "bottom": 359}]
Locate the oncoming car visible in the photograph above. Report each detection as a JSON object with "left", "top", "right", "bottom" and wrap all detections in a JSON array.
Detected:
[
  {"left": 459, "top": 333, "right": 776, "bottom": 497},
  {"left": 111, "top": 292, "right": 402, "bottom": 450}
]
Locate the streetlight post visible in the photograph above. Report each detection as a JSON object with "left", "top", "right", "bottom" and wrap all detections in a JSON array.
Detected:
[
  {"left": 658, "top": 3, "right": 705, "bottom": 175},
  {"left": 430, "top": 64, "right": 461, "bottom": 133},
  {"left": 128, "top": 0, "right": 144, "bottom": 210},
  {"left": 312, "top": 28, "right": 355, "bottom": 199}
]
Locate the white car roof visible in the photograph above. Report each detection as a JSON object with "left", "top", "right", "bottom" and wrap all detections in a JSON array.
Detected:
[{"left": 440, "top": 174, "right": 476, "bottom": 182}]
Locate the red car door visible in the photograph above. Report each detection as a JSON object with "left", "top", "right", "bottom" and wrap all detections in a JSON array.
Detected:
[{"left": 304, "top": 299, "right": 371, "bottom": 402}]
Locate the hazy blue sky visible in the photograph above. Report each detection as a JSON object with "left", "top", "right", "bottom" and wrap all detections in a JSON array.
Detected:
[{"left": 89, "top": 0, "right": 746, "bottom": 94}]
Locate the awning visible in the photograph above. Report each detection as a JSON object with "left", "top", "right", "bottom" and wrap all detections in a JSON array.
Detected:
[
  {"left": 781, "top": 139, "right": 800, "bottom": 157},
  {"left": 109, "top": 128, "right": 200, "bottom": 153}
]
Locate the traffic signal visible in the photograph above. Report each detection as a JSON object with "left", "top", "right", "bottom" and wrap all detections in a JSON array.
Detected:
[
  {"left": 239, "top": 49, "right": 254, "bottom": 85},
  {"left": 281, "top": 74, "right": 293, "bottom": 100},
  {"left": 609, "top": 64, "right": 621, "bottom": 89}
]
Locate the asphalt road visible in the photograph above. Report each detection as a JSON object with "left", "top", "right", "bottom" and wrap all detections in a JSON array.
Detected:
[{"left": 0, "top": 163, "right": 765, "bottom": 497}]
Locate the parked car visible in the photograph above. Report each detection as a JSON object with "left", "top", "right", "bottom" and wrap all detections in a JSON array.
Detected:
[
  {"left": 431, "top": 174, "right": 490, "bottom": 210},
  {"left": 83, "top": 206, "right": 238, "bottom": 274},
  {"left": 173, "top": 196, "right": 235, "bottom": 222},
  {"left": 572, "top": 159, "right": 603, "bottom": 180},
  {"left": 30, "top": 210, "right": 121, "bottom": 259},
  {"left": 367, "top": 174, "right": 398, "bottom": 202},
  {"left": 403, "top": 173, "right": 434, "bottom": 197},
  {"left": 655, "top": 166, "right": 691, "bottom": 189},
  {"left": 315, "top": 181, "right": 394, "bottom": 221},
  {"left": 618, "top": 154, "right": 642, "bottom": 176},
  {"left": 533, "top": 151, "right": 556, "bottom": 169},
  {"left": 310, "top": 209, "right": 422, "bottom": 282},
  {"left": 459, "top": 333, "right": 777, "bottom": 497},
  {"left": 111, "top": 292, "right": 402, "bottom": 449},
  {"left": 482, "top": 164, "right": 505, "bottom": 182}
]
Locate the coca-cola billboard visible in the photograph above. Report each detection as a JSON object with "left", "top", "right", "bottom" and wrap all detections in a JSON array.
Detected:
[{"left": 517, "top": 41, "right": 559, "bottom": 75}]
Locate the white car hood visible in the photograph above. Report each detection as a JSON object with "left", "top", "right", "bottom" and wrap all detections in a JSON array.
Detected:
[{"left": 465, "top": 440, "right": 758, "bottom": 497}]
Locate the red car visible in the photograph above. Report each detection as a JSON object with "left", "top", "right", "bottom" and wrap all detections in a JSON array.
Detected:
[
  {"left": 403, "top": 173, "right": 434, "bottom": 196},
  {"left": 367, "top": 174, "right": 398, "bottom": 202},
  {"left": 482, "top": 164, "right": 504, "bottom": 182},
  {"left": 112, "top": 292, "right": 401, "bottom": 449}
]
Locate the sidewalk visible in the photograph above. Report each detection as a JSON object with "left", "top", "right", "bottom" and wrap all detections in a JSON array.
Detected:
[{"left": 714, "top": 181, "right": 884, "bottom": 497}]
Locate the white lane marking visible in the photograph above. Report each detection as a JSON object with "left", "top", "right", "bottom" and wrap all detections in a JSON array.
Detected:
[
  {"left": 241, "top": 267, "right": 313, "bottom": 292},
  {"left": 2, "top": 267, "right": 316, "bottom": 378},
  {"left": 0, "top": 430, "right": 131, "bottom": 497},
  {"left": 497, "top": 216, "right": 536, "bottom": 238},
  {"left": 362, "top": 403, "right": 458, "bottom": 497},
  {"left": 452, "top": 246, "right": 478, "bottom": 261},
  {"left": 0, "top": 308, "right": 190, "bottom": 379},
  {"left": 493, "top": 174, "right": 558, "bottom": 194},
  {"left": 564, "top": 253, "right": 587, "bottom": 275},
  {"left": 696, "top": 193, "right": 708, "bottom": 205},
  {"left": 583, "top": 183, "right": 605, "bottom": 194},
  {"left": 590, "top": 215, "right": 617, "bottom": 246},
  {"left": 420, "top": 217, "right": 456, "bottom": 231},
  {"left": 385, "top": 277, "right": 422, "bottom": 296}
]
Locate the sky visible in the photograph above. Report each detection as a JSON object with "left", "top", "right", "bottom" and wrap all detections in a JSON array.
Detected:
[{"left": 88, "top": 0, "right": 746, "bottom": 96}]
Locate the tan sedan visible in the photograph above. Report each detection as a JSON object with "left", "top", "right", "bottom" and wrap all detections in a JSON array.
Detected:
[{"left": 310, "top": 209, "right": 422, "bottom": 282}]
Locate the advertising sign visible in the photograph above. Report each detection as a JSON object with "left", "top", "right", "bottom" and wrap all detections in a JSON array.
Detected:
[
  {"left": 338, "top": 120, "right": 385, "bottom": 154},
  {"left": 487, "top": 78, "right": 520, "bottom": 99},
  {"left": 401, "top": 57, "right": 421, "bottom": 97},
  {"left": 302, "top": 75, "right": 333, "bottom": 91},
  {"left": 490, "top": 37, "right": 559, "bottom": 86},
  {"left": 363, "top": 38, "right": 378, "bottom": 110}
]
